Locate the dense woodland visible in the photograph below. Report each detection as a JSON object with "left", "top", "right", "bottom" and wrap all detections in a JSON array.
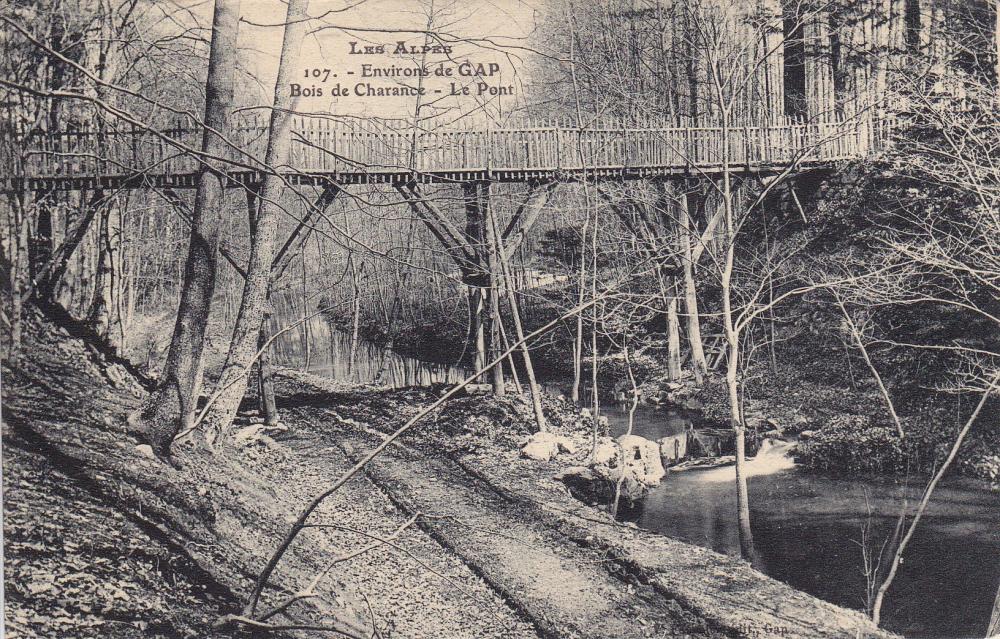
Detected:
[{"left": 2, "top": 0, "right": 1000, "bottom": 636}]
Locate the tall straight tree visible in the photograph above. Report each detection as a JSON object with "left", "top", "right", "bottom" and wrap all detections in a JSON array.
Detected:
[
  {"left": 201, "top": 0, "right": 311, "bottom": 439},
  {"left": 127, "top": 0, "right": 242, "bottom": 456},
  {"left": 678, "top": 190, "right": 708, "bottom": 380}
]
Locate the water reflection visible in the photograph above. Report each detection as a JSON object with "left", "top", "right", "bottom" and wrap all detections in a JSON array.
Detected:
[
  {"left": 268, "top": 312, "right": 469, "bottom": 388},
  {"left": 604, "top": 404, "right": 1000, "bottom": 639}
]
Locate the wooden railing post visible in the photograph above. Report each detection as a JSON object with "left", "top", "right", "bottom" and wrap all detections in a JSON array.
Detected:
[
  {"left": 742, "top": 126, "right": 749, "bottom": 168},
  {"left": 555, "top": 123, "right": 561, "bottom": 170},
  {"left": 685, "top": 127, "right": 692, "bottom": 169}
]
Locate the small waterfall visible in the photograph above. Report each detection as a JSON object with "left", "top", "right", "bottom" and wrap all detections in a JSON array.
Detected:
[
  {"left": 694, "top": 437, "right": 797, "bottom": 483},
  {"left": 752, "top": 438, "right": 798, "bottom": 472}
]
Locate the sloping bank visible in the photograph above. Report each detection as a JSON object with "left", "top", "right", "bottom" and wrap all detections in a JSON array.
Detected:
[
  {"left": 2, "top": 308, "right": 537, "bottom": 638},
  {"left": 278, "top": 371, "right": 896, "bottom": 639}
]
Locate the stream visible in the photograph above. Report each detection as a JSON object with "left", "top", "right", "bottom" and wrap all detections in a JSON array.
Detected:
[
  {"left": 598, "top": 401, "right": 1000, "bottom": 639},
  {"left": 273, "top": 319, "right": 1000, "bottom": 638},
  {"left": 268, "top": 314, "right": 468, "bottom": 388}
]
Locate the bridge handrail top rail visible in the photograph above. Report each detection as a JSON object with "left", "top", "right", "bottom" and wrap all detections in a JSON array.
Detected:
[{"left": 13, "top": 116, "right": 865, "bottom": 140}]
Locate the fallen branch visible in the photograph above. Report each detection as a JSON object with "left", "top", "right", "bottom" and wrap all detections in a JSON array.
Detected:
[
  {"left": 214, "top": 614, "right": 369, "bottom": 638},
  {"left": 254, "top": 514, "right": 419, "bottom": 625}
]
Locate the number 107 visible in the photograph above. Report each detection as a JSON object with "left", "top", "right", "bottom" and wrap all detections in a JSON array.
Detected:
[{"left": 304, "top": 68, "right": 332, "bottom": 82}]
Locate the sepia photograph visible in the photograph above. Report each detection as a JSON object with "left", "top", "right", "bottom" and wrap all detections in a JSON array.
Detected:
[{"left": 1, "top": 0, "right": 998, "bottom": 637}]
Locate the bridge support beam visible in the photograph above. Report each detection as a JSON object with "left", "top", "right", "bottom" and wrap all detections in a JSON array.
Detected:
[
  {"left": 464, "top": 181, "right": 505, "bottom": 396},
  {"left": 398, "top": 180, "right": 557, "bottom": 396}
]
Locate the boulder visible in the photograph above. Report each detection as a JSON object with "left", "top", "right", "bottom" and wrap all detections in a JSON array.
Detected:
[
  {"left": 135, "top": 444, "right": 156, "bottom": 460},
  {"left": 521, "top": 432, "right": 560, "bottom": 461},
  {"left": 681, "top": 397, "right": 704, "bottom": 410},
  {"left": 555, "top": 463, "right": 646, "bottom": 504},
  {"left": 658, "top": 433, "right": 688, "bottom": 466},
  {"left": 554, "top": 465, "right": 594, "bottom": 482},
  {"left": 466, "top": 383, "right": 492, "bottom": 395},
  {"left": 617, "top": 434, "right": 665, "bottom": 486},
  {"left": 556, "top": 436, "right": 577, "bottom": 455},
  {"left": 554, "top": 466, "right": 613, "bottom": 504},
  {"left": 521, "top": 432, "right": 577, "bottom": 461},
  {"left": 592, "top": 436, "right": 618, "bottom": 467}
]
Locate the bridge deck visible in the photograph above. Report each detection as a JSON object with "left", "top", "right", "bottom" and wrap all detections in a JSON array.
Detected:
[{"left": 1, "top": 116, "right": 880, "bottom": 191}]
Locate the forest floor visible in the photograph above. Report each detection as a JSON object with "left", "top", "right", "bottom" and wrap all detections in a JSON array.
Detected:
[{"left": 3, "top": 306, "right": 892, "bottom": 638}]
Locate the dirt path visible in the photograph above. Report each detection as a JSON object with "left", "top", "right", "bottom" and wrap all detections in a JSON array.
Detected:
[
  {"left": 274, "top": 371, "right": 894, "bottom": 639},
  {"left": 286, "top": 404, "right": 721, "bottom": 639}
]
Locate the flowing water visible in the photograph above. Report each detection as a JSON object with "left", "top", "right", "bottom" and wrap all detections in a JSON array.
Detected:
[
  {"left": 274, "top": 321, "right": 1000, "bottom": 638},
  {"left": 602, "top": 402, "right": 1000, "bottom": 639}
]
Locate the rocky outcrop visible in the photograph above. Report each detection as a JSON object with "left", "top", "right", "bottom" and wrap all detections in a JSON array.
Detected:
[
  {"left": 557, "top": 434, "right": 665, "bottom": 504},
  {"left": 643, "top": 379, "right": 704, "bottom": 410},
  {"left": 688, "top": 428, "right": 736, "bottom": 457},
  {"left": 616, "top": 435, "right": 666, "bottom": 486}
]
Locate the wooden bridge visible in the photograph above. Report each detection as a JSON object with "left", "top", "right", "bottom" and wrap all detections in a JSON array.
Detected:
[{"left": 0, "top": 114, "right": 885, "bottom": 193}]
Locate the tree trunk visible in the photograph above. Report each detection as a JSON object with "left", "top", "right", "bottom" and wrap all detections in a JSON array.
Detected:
[
  {"left": 572, "top": 218, "right": 589, "bottom": 403},
  {"left": 8, "top": 192, "right": 30, "bottom": 355},
  {"left": 666, "top": 292, "right": 682, "bottom": 381},
  {"left": 495, "top": 312, "right": 524, "bottom": 394},
  {"left": 679, "top": 192, "right": 707, "bottom": 380},
  {"left": 28, "top": 199, "right": 54, "bottom": 300},
  {"left": 348, "top": 263, "right": 361, "bottom": 380},
  {"left": 718, "top": 101, "right": 756, "bottom": 561},
  {"left": 489, "top": 203, "right": 545, "bottom": 431},
  {"left": 469, "top": 286, "right": 486, "bottom": 374},
  {"left": 723, "top": 249, "right": 755, "bottom": 562},
  {"left": 257, "top": 308, "right": 279, "bottom": 427},
  {"left": 464, "top": 183, "right": 488, "bottom": 378},
  {"left": 589, "top": 206, "right": 600, "bottom": 451},
  {"left": 482, "top": 183, "right": 505, "bottom": 396},
  {"left": 200, "top": 0, "right": 310, "bottom": 442},
  {"left": 127, "top": 0, "right": 242, "bottom": 455},
  {"left": 299, "top": 249, "right": 311, "bottom": 372},
  {"left": 988, "top": 576, "right": 1000, "bottom": 638},
  {"left": 89, "top": 204, "right": 121, "bottom": 351},
  {"left": 36, "top": 190, "right": 104, "bottom": 305}
]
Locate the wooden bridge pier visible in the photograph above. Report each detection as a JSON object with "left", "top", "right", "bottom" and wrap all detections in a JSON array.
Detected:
[{"left": 393, "top": 177, "right": 559, "bottom": 395}]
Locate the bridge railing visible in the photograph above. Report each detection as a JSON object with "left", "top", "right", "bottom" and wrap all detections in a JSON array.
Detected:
[{"left": 3, "top": 115, "right": 880, "bottom": 182}]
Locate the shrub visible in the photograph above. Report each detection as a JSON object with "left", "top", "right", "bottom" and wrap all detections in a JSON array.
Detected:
[{"left": 798, "top": 415, "right": 911, "bottom": 475}]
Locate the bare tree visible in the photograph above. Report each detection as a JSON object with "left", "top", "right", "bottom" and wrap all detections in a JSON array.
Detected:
[
  {"left": 200, "top": 0, "right": 312, "bottom": 442},
  {"left": 127, "top": 0, "right": 243, "bottom": 455}
]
